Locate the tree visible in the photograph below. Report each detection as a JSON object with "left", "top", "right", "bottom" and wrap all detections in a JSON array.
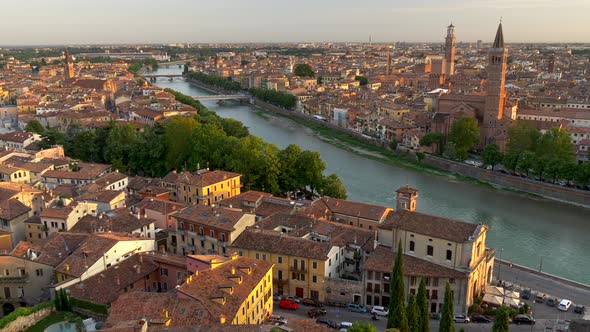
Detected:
[
  {"left": 492, "top": 306, "right": 510, "bottom": 332},
  {"left": 448, "top": 117, "right": 479, "bottom": 160},
  {"left": 349, "top": 321, "right": 378, "bottom": 332},
  {"left": 388, "top": 242, "right": 409, "bottom": 332},
  {"left": 420, "top": 133, "right": 445, "bottom": 154},
  {"left": 516, "top": 151, "right": 535, "bottom": 176},
  {"left": 507, "top": 121, "right": 541, "bottom": 155},
  {"left": 389, "top": 140, "right": 398, "bottom": 150},
  {"left": 502, "top": 151, "right": 519, "bottom": 172},
  {"left": 164, "top": 116, "right": 199, "bottom": 171},
  {"left": 295, "top": 150, "right": 325, "bottom": 195},
  {"left": 294, "top": 63, "right": 314, "bottom": 77},
  {"left": 416, "top": 279, "right": 429, "bottom": 332},
  {"left": 482, "top": 144, "right": 503, "bottom": 170},
  {"left": 25, "top": 119, "right": 45, "bottom": 134},
  {"left": 416, "top": 152, "right": 426, "bottom": 163},
  {"left": 319, "top": 174, "right": 348, "bottom": 199},
  {"left": 406, "top": 295, "right": 419, "bottom": 332},
  {"left": 354, "top": 75, "right": 369, "bottom": 86},
  {"left": 439, "top": 282, "right": 454, "bottom": 332}
]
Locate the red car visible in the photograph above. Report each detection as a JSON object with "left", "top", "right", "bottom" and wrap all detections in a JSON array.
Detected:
[{"left": 279, "top": 299, "right": 298, "bottom": 310}]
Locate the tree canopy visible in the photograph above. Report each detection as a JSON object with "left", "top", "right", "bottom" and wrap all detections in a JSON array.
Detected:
[
  {"left": 448, "top": 117, "right": 480, "bottom": 160},
  {"left": 294, "top": 63, "right": 315, "bottom": 77}
]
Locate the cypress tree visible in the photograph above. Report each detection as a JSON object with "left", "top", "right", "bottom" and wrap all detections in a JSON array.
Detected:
[
  {"left": 387, "top": 242, "right": 409, "bottom": 332},
  {"left": 492, "top": 306, "right": 510, "bottom": 332},
  {"left": 406, "top": 294, "right": 419, "bottom": 332},
  {"left": 416, "top": 278, "right": 430, "bottom": 332},
  {"left": 439, "top": 282, "right": 455, "bottom": 332}
]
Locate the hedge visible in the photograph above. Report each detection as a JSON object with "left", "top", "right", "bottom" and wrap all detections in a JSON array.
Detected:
[
  {"left": 69, "top": 298, "right": 108, "bottom": 315},
  {"left": 0, "top": 302, "right": 53, "bottom": 328}
]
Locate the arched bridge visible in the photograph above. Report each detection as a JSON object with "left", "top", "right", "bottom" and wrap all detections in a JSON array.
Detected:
[
  {"left": 140, "top": 74, "right": 184, "bottom": 78},
  {"left": 192, "top": 95, "right": 250, "bottom": 101}
]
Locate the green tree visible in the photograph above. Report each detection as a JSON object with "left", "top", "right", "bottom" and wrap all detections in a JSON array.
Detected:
[
  {"left": 482, "top": 144, "right": 503, "bottom": 170},
  {"left": 164, "top": 116, "right": 199, "bottom": 171},
  {"left": 319, "top": 174, "right": 348, "bottom": 199},
  {"left": 295, "top": 150, "right": 326, "bottom": 194},
  {"left": 70, "top": 130, "right": 98, "bottom": 161},
  {"left": 294, "top": 63, "right": 315, "bottom": 77},
  {"left": 416, "top": 278, "right": 429, "bottom": 332},
  {"left": 416, "top": 152, "right": 426, "bottom": 163},
  {"left": 516, "top": 151, "right": 535, "bottom": 176},
  {"left": 574, "top": 162, "right": 590, "bottom": 186},
  {"left": 406, "top": 295, "right": 419, "bottom": 332},
  {"left": 355, "top": 75, "right": 369, "bottom": 86},
  {"left": 448, "top": 117, "right": 479, "bottom": 160},
  {"left": 492, "top": 306, "right": 510, "bottom": 332},
  {"left": 420, "top": 133, "right": 445, "bottom": 154},
  {"left": 507, "top": 121, "right": 541, "bottom": 155},
  {"left": 439, "top": 282, "right": 454, "bottom": 332},
  {"left": 349, "top": 321, "right": 378, "bottom": 332},
  {"left": 502, "top": 152, "right": 519, "bottom": 172},
  {"left": 278, "top": 144, "right": 304, "bottom": 192},
  {"left": 39, "top": 129, "right": 68, "bottom": 149},
  {"left": 389, "top": 140, "right": 398, "bottom": 150},
  {"left": 388, "top": 242, "right": 409, "bottom": 332},
  {"left": 25, "top": 119, "right": 45, "bottom": 134}
]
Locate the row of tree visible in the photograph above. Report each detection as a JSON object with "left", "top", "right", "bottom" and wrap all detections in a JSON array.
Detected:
[
  {"left": 128, "top": 58, "right": 159, "bottom": 75},
  {"left": 248, "top": 87, "right": 296, "bottom": 109},
  {"left": 186, "top": 71, "right": 242, "bottom": 91},
  {"left": 26, "top": 92, "right": 346, "bottom": 198}
]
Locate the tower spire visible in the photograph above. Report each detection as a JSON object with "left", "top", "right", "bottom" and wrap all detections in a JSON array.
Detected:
[{"left": 493, "top": 21, "right": 504, "bottom": 48}]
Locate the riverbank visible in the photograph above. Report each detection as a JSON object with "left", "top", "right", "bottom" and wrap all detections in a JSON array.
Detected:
[{"left": 187, "top": 78, "right": 590, "bottom": 207}]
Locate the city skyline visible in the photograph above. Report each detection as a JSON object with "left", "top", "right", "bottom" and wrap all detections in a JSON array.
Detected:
[{"left": 1, "top": 0, "right": 589, "bottom": 46}]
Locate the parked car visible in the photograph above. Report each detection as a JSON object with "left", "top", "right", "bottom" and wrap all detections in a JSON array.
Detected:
[
  {"left": 371, "top": 305, "right": 389, "bottom": 316},
  {"left": 453, "top": 315, "right": 470, "bottom": 323},
  {"left": 513, "top": 314, "right": 535, "bottom": 325},
  {"left": 307, "top": 308, "right": 327, "bottom": 318},
  {"left": 316, "top": 318, "right": 338, "bottom": 329},
  {"left": 558, "top": 299, "right": 572, "bottom": 311},
  {"left": 521, "top": 288, "right": 532, "bottom": 299},
  {"left": 535, "top": 293, "right": 546, "bottom": 303},
  {"left": 285, "top": 296, "right": 300, "bottom": 303},
  {"left": 471, "top": 315, "right": 492, "bottom": 323},
  {"left": 574, "top": 305, "right": 586, "bottom": 314},
  {"left": 279, "top": 299, "right": 298, "bottom": 310},
  {"left": 340, "top": 322, "right": 353, "bottom": 329},
  {"left": 347, "top": 303, "right": 368, "bottom": 313},
  {"left": 268, "top": 315, "right": 288, "bottom": 325},
  {"left": 273, "top": 294, "right": 282, "bottom": 301},
  {"left": 302, "top": 298, "right": 322, "bottom": 307},
  {"left": 430, "top": 312, "right": 441, "bottom": 320},
  {"left": 547, "top": 297, "right": 558, "bottom": 307}
]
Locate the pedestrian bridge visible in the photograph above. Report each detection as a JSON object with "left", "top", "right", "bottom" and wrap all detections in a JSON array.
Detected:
[{"left": 192, "top": 95, "right": 250, "bottom": 101}]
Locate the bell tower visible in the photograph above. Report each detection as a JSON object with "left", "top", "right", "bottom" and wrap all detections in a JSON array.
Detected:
[
  {"left": 444, "top": 23, "right": 456, "bottom": 76},
  {"left": 396, "top": 186, "right": 419, "bottom": 212},
  {"left": 64, "top": 48, "right": 74, "bottom": 80},
  {"left": 483, "top": 22, "right": 508, "bottom": 145}
]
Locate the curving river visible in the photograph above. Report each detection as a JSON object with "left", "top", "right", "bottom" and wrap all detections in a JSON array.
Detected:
[{"left": 150, "top": 67, "right": 590, "bottom": 285}]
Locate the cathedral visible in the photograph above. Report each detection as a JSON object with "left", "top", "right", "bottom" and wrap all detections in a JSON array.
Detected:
[{"left": 435, "top": 23, "right": 516, "bottom": 150}]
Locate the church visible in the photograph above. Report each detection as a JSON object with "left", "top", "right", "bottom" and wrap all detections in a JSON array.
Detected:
[{"left": 434, "top": 23, "right": 516, "bottom": 151}]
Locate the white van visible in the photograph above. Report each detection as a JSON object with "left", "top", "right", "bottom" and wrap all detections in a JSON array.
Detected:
[{"left": 558, "top": 299, "right": 572, "bottom": 311}]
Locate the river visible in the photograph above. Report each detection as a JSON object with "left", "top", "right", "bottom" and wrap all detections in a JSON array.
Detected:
[{"left": 150, "top": 67, "right": 590, "bottom": 285}]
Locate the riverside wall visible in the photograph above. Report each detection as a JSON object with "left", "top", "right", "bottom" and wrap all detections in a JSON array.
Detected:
[
  {"left": 186, "top": 78, "right": 590, "bottom": 208},
  {"left": 423, "top": 155, "right": 590, "bottom": 207}
]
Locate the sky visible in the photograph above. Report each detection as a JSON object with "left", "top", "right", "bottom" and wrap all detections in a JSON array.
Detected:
[{"left": 1, "top": 0, "right": 589, "bottom": 45}]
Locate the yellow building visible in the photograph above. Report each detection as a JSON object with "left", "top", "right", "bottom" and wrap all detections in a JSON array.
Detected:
[
  {"left": 177, "top": 255, "right": 274, "bottom": 325},
  {"left": 0, "top": 165, "right": 31, "bottom": 184},
  {"left": 378, "top": 102, "right": 410, "bottom": 121},
  {"left": 162, "top": 169, "right": 242, "bottom": 205}
]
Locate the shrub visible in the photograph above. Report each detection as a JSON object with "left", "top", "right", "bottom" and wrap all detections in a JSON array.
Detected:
[
  {"left": 70, "top": 298, "right": 108, "bottom": 315},
  {"left": 0, "top": 302, "right": 53, "bottom": 328}
]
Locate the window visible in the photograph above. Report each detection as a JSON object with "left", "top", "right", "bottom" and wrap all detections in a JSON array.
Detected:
[
  {"left": 210, "top": 230, "right": 215, "bottom": 237},
  {"left": 425, "top": 277, "right": 431, "bottom": 286},
  {"left": 301, "top": 260, "right": 305, "bottom": 270},
  {"left": 256, "top": 253, "right": 260, "bottom": 259},
  {"left": 278, "top": 256, "right": 283, "bottom": 264},
  {"left": 300, "top": 274, "right": 305, "bottom": 281},
  {"left": 446, "top": 250, "right": 452, "bottom": 261},
  {"left": 36, "top": 269, "right": 43, "bottom": 276},
  {"left": 433, "top": 278, "right": 439, "bottom": 287},
  {"left": 312, "top": 275, "right": 317, "bottom": 283},
  {"left": 161, "top": 268, "right": 168, "bottom": 276},
  {"left": 431, "top": 289, "right": 438, "bottom": 300},
  {"left": 410, "top": 276, "right": 417, "bottom": 286},
  {"left": 262, "top": 254, "right": 267, "bottom": 261},
  {"left": 293, "top": 259, "right": 298, "bottom": 270},
  {"left": 312, "top": 261, "right": 317, "bottom": 269},
  {"left": 427, "top": 245, "right": 434, "bottom": 256},
  {"left": 449, "top": 278, "right": 455, "bottom": 284},
  {"left": 409, "top": 240, "right": 415, "bottom": 252}
]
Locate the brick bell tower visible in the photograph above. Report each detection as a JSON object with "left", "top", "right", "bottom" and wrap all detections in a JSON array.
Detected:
[
  {"left": 445, "top": 23, "right": 456, "bottom": 76},
  {"left": 483, "top": 22, "right": 508, "bottom": 145},
  {"left": 396, "top": 185, "right": 419, "bottom": 212}
]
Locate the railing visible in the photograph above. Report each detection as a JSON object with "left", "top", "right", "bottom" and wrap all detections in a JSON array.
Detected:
[
  {"left": 289, "top": 267, "right": 307, "bottom": 273},
  {"left": 0, "top": 274, "right": 28, "bottom": 283}
]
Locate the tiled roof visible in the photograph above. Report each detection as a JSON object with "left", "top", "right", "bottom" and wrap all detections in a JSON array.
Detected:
[
  {"left": 94, "top": 171, "right": 128, "bottom": 188},
  {"left": 0, "top": 131, "right": 35, "bottom": 143},
  {"left": 177, "top": 256, "right": 273, "bottom": 322},
  {"left": 379, "top": 210, "right": 481, "bottom": 243},
  {"left": 165, "top": 170, "right": 241, "bottom": 188},
  {"left": 104, "top": 292, "right": 215, "bottom": 329},
  {"left": 175, "top": 205, "right": 251, "bottom": 232},
  {"left": 79, "top": 190, "right": 125, "bottom": 203},
  {"left": 363, "top": 245, "right": 467, "bottom": 279},
  {"left": 68, "top": 254, "right": 159, "bottom": 305},
  {"left": 0, "top": 198, "right": 31, "bottom": 220},
  {"left": 70, "top": 208, "right": 155, "bottom": 234},
  {"left": 308, "top": 197, "right": 391, "bottom": 222},
  {"left": 54, "top": 233, "right": 120, "bottom": 277},
  {"left": 136, "top": 197, "right": 186, "bottom": 215}
]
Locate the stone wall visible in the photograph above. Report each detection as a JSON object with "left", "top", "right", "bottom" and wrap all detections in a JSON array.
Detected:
[
  {"left": 423, "top": 155, "right": 590, "bottom": 207},
  {"left": 324, "top": 277, "right": 363, "bottom": 305},
  {"left": 2, "top": 307, "right": 52, "bottom": 332}
]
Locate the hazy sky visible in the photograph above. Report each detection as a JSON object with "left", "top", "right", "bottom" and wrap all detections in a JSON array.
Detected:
[{"left": 1, "top": 0, "right": 589, "bottom": 45}]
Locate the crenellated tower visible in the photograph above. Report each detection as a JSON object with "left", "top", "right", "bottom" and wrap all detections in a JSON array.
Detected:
[{"left": 444, "top": 23, "right": 456, "bottom": 76}]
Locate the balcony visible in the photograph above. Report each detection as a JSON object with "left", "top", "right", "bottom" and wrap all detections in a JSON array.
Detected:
[
  {"left": 273, "top": 278, "right": 289, "bottom": 285},
  {"left": 0, "top": 274, "right": 28, "bottom": 284},
  {"left": 289, "top": 267, "right": 307, "bottom": 273}
]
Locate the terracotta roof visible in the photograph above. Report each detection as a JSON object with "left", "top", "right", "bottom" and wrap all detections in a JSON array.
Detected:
[
  {"left": 0, "top": 198, "right": 31, "bottom": 220},
  {"left": 363, "top": 245, "right": 467, "bottom": 279},
  {"left": 164, "top": 170, "right": 241, "bottom": 188},
  {"left": 54, "top": 233, "right": 121, "bottom": 277},
  {"left": 79, "top": 190, "right": 125, "bottom": 203},
  {"left": 94, "top": 171, "right": 128, "bottom": 188},
  {"left": 68, "top": 254, "right": 159, "bottom": 305},
  {"left": 0, "top": 131, "right": 35, "bottom": 143},
  {"left": 175, "top": 205, "right": 251, "bottom": 232},
  {"left": 396, "top": 185, "right": 418, "bottom": 195},
  {"left": 136, "top": 197, "right": 186, "bottom": 215},
  {"left": 308, "top": 197, "right": 391, "bottom": 222},
  {"left": 43, "top": 163, "right": 111, "bottom": 181},
  {"left": 379, "top": 210, "right": 481, "bottom": 243},
  {"left": 69, "top": 208, "right": 155, "bottom": 234},
  {"left": 218, "top": 190, "right": 272, "bottom": 211},
  {"left": 232, "top": 228, "right": 333, "bottom": 260},
  {"left": 177, "top": 256, "right": 273, "bottom": 322},
  {"left": 104, "top": 292, "right": 215, "bottom": 329}
]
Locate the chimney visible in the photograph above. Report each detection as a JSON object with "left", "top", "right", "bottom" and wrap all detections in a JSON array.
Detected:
[
  {"left": 231, "top": 266, "right": 236, "bottom": 275},
  {"left": 135, "top": 264, "right": 141, "bottom": 274}
]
